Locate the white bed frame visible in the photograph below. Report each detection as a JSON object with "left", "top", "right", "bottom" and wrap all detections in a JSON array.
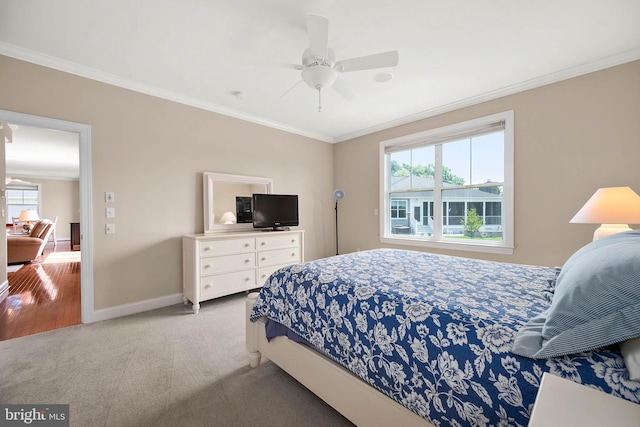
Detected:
[{"left": 246, "top": 293, "right": 434, "bottom": 427}]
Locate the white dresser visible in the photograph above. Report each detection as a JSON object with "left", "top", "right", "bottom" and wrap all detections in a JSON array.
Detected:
[{"left": 182, "top": 230, "right": 304, "bottom": 313}]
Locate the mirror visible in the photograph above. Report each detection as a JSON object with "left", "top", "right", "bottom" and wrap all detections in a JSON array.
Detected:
[{"left": 203, "top": 172, "right": 273, "bottom": 233}]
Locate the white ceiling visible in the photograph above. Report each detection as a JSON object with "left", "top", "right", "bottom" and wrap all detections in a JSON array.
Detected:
[
  {"left": 1, "top": 0, "right": 639, "bottom": 144},
  {"left": 5, "top": 124, "right": 80, "bottom": 181}
]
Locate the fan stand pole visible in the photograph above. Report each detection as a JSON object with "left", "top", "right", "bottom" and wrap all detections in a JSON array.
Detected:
[{"left": 335, "top": 200, "right": 339, "bottom": 255}]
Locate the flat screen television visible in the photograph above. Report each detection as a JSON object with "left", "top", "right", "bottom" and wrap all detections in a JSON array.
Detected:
[{"left": 252, "top": 193, "right": 299, "bottom": 231}]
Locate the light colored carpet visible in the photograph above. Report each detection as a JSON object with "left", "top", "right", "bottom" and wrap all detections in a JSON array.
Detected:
[{"left": 0, "top": 293, "right": 354, "bottom": 427}]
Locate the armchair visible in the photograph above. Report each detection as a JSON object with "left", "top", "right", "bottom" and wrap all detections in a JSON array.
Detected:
[{"left": 7, "top": 219, "right": 54, "bottom": 264}]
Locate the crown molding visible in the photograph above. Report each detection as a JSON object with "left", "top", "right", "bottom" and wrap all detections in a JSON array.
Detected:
[
  {"left": 0, "top": 42, "right": 333, "bottom": 143},
  {"left": 332, "top": 48, "right": 640, "bottom": 143},
  {"left": 2, "top": 42, "right": 638, "bottom": 145}
]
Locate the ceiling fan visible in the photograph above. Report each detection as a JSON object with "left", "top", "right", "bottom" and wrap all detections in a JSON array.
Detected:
[{"left": 291, "top": 13, "right": 399, "bottom": 112}]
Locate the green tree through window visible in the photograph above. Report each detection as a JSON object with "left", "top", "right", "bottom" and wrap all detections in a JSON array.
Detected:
[{"left": 390, "top": 161, "right": 465, "bottom": 185}]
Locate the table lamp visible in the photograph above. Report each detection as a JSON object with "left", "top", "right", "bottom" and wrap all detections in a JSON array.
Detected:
[
  {"left": 18, "top": 209, "right": 40, "bottom": 232},
  {"left": 570, "top": 186, "right": 640, "bottom": 241},
  {"left": 219, "top": 211, "right": 237, "bottom": 224}
]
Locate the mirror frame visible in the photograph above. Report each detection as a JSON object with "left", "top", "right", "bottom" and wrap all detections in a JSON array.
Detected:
[{"left": 203, "top": 172, "right": 273, "bottom": 234}]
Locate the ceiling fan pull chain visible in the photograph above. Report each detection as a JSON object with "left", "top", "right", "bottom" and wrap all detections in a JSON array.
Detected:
[{"left": 318, "top": 87, "right": 322, "bottom": 112}]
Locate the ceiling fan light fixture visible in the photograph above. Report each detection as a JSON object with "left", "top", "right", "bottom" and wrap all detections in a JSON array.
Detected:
[
  {"left": 301, "top": 66, "right": 338, "bottom": 90},
  {"left": 290, "top": 14, "right": 399, "bottom": 111}
]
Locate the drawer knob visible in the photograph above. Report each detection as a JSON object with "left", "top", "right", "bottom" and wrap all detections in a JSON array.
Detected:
[
  {"left": 204, "top": 284, "right": 211, "bottom": 289},
  {"left": 261, "top": 257, "right": 266, "bottom": 261},
  {"left": 245, "top": 277, "right": 251, "bottom": 281},
  {"left": 291, "top": 253, "right": 296, "bottom": 257},
  {"left": 244, "top": 243, "right": 250, "bottom": 247},
  {"left": 203, "top": 247, "right": 211, "bottom": 251},
  {"left": 245, "top": 259, "right": 251, "bottom": 263},
  {"left": 203, "top": 264, "right": 211, "bottom": 269}
]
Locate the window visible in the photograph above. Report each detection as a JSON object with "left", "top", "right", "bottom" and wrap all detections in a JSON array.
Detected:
[
  {"left": 380, "top": 111, "right": 514, "bottom": 254},
  {"left": 391, "top": 200, "right": 407, "bottom": 218},
  {"left": 6, "top": 183, "right": 40, "bottom": 223}
]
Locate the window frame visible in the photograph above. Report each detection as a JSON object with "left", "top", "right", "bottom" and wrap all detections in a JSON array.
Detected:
[
  {"left": 379, "top": 111, "right": 514, "bottom": 255},
  {"left": 390, "top": 199, "right": 407, "bottom": 219},
  {"left": 6, "top": 182, "right": 41, "bottom": 225}
]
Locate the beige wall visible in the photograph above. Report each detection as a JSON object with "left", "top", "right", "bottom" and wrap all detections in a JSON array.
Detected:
[
  {"left": 2, "top": 53, "right": 638, "bottom": 313},
  {"left": 0, "top": 55, "right": 335, "bottom": 310},
  {"left": 334, "top": 60, "right": 640, "bottom": 267}
]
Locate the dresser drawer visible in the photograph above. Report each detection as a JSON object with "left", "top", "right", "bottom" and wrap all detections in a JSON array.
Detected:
[
  {"left": 258, "top": 247, "right": 300, "bottom": 267},
  {"left": 256, "top": 233, "right": 300, "bottom": 251},
  {"left": 199, "top": 238, "right": 255, "bottom": 256},
  {"left": 201, "top": 269, "right": 256, "bottom": 298},
  {"left": 183, "top": 230, "right": 304, "bottom": 314},
  {"left": 201, "top": 253, "right": 255, "bottom": 275},
  {"left": 258, "top": 264, "right": 282, "bottom": 286},
  {"left": 258, "top": 263, "right": 294, "bottom": 284}
]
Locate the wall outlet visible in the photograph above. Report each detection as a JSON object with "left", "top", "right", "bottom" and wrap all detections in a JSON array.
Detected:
[
  {"left": 105, "top": 191, "right": 115, "bottom": 203},
  {"left": 105, "top": 224, "right": 115, "bottom": 234},
  {"left": 106, "top": 207, "right": 115, "bottom": 218}
]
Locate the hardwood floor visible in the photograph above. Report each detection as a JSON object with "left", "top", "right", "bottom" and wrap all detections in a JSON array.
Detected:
[{"left": 1, "top": 242, "right": 81, "bottom": 341}]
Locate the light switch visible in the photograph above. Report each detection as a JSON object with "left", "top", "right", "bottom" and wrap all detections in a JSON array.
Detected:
[
  {"left": 105, "top": 224, "right": 115, "bottom": 234},
  {"left": 106, "top": 207, "right": 115, "bottom": 218},
  {"left": 105, "top": 191, "right": 115, "bottom": 203}
]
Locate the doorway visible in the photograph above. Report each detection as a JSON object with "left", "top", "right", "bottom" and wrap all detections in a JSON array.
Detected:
[{"left": 0, "top": 109, "right": 94, "bottom": 328}]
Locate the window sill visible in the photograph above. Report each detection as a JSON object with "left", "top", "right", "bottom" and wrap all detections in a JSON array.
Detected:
[{"left": 380, "top": 236, "right": 514, "bottom": 255}]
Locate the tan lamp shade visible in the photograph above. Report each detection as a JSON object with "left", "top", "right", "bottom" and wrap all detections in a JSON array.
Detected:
[
  {"left": 18, "top": 209, "right": 40, "bottom": 222},
  {"left": 570, "top": 186, "right": 640, "bottom": 240},
  {"left": 18, "top": 209, "right": 40, "bottom": 232}
]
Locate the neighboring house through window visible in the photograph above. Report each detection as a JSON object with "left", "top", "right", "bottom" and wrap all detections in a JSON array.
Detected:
[
  {"left": 380, "top": 111, "right": 514, "bottom": 254},
  {"left": 391, "top": 200, "right": 407, "bottom": 218}
]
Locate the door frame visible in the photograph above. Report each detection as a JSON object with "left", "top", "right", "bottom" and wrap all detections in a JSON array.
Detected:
[{"left": 1, "top": 109, "right": 94, "bottom": 323}]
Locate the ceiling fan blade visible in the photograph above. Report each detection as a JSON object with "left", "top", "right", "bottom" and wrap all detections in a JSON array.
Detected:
[
  {"left": 336, "top": 50, "right": 399, "bottom": 72},
  {"left": 280, "top": 79, "right": 304, "bottom": 99},
  {"left": 277, "top": 62, "right": 303, "bottom": 70},
  {"left": 332, "top": 77, "right": 358, "bottom": 102},
  {"left": 306, "top": 13, "right": 329, "bottom": 59}
]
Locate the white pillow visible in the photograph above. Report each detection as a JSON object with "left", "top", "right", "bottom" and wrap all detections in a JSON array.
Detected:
[{"left": 620, "top": 337, "right": 640, "bottom": 382}]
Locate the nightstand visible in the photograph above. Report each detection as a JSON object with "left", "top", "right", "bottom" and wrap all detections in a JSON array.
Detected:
[{"left": 528, "top": 373, "right": 640, "bottom": 426}]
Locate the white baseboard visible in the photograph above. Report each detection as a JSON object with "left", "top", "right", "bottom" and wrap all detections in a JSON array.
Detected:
[
  {"left": 93, "top": 292, "right": 184, "bottom": 322},
  {"left": 0, "top": 280, "right": 8, "bottom": 304}
]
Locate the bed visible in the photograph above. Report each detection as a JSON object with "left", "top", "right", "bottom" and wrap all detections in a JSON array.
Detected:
[{"left": 247, "top": 233, "right": 640, "bottom": 426}]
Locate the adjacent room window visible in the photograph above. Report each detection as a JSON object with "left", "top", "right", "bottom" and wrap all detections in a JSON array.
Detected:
[
  {"left": 380, "top": 111, "right": 514, "bottom": 254},
  {"left": 6, "top": 182, "right": 40, "bottom": 223}
]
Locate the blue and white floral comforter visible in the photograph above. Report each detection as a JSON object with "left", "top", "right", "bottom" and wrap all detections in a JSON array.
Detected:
[{"left": 250, "top": 249, "right": 640, "bottom": 427}]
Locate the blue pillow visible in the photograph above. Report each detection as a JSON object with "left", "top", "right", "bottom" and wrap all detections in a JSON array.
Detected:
[{"left": 512, "top": 230, "right": 640, "bottom": 359}]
